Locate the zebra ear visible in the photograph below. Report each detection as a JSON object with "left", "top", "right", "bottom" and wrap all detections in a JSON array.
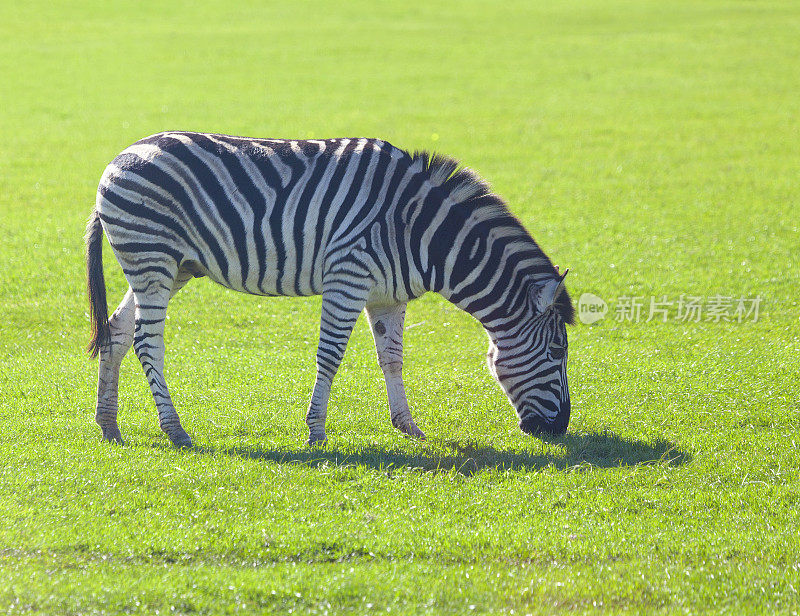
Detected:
[{"left": 532, "top": 269, "right": 568, "bottom": 312}]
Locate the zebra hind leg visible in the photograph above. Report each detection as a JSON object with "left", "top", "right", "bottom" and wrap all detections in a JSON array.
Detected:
[
  {"left": 131, "top": 265, "right": 193, "bottom": 447},
  {"left": 365, "top": 302, "right": 425, "bottom": 440},
  {"left": 95, "top": 287, "right": 136, "bottom": 444}
]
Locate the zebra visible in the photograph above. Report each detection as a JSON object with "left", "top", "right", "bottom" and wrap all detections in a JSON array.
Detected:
[{"left": 86, "top": 132, "right": 574, "bottom": 447}]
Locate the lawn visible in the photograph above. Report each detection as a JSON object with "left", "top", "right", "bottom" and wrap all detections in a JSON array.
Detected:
[{"left": 1, "top": 0, "right": 799, "bottom": 614}]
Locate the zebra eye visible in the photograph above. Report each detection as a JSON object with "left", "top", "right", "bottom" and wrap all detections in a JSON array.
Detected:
[{"left": 550, "top": 344, "right": 565, "bottom": 360}]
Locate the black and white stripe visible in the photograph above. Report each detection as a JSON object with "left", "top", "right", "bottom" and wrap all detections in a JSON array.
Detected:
[{"left": 86, "top": 131, "right": 574, "bottom": 446}]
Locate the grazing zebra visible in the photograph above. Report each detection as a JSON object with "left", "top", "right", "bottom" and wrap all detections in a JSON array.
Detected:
[{"left": 86, "top": 132, "right": 574, "bottom": 447}]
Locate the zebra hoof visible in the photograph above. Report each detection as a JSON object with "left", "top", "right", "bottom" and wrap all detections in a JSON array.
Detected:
[
  {"left": 168, "top": 430, "right": 193, "bottom": 448},
  {"left": 100, "top": 425, "right": 124, "bottom": 445},
  {"left": 393, "top": 417, "right": 426, "bottom": 440},
  {"left": 307, "top": 433, "right": 327, "bottom": 447},
  {"left": 403, "top": 425, "right": 427, "bottom": 440}
]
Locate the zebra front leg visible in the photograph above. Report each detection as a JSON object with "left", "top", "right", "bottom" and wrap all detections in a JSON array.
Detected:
[
  {"left": 366, "top": 302, "right": 425, "bottom": 440},
  {"left": 95, "top": 287, "right": 136, "bottom": 444},
  {"left": 306, "top": 283, "right": 370, "bottom": 445},
  {"left": 132, "top": 287, "right": 192, "bottom": 447}
]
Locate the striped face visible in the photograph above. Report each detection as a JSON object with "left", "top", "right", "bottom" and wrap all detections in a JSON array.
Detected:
[{"left": 486, "top": 310, "right": 570, "bottom": 435}]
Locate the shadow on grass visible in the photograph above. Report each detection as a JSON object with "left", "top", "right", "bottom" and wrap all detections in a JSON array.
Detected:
[{"left": 165, "top": 432, "right": 691, "bottom": 476}]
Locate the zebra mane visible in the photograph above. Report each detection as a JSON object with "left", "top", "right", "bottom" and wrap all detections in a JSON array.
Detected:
[
  {"left": 411, "top": 150, "right": 494, "bottom": 206},
  {"left": 411, "top": 149, "right": 575, "bottom": 325}
]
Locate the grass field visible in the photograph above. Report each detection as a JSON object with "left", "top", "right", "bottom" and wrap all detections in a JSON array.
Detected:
[{"left": 1, "top": 1, "right": 799, "bottom": 614}]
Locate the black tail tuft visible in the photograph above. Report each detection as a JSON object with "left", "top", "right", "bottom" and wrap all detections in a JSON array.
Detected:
[{"left": 85, "top": 209, "right": 109, "bottom": 358}]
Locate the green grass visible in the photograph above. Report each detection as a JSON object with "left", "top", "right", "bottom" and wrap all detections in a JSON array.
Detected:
[{"left": 1, "top": 0, "right": 799, "bottom": 613}]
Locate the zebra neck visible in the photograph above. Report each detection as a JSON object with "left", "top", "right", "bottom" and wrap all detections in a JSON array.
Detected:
[
  {"left": 421, "top": 202, "right": 552, "bottom": 333},
  {"left": 442, "top": 272, "right": 535, "bottom": 335},
  {"left": 395, "top": 153, "right": 555, "bottom": 330}
]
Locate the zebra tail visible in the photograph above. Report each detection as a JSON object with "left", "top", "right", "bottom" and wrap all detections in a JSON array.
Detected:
[{"left": 85, "top": 209, "right": 110, "bottom": 358}]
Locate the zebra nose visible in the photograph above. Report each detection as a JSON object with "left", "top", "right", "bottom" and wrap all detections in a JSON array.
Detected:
[{"left": 519, "top": 399, "right": 570, "bottom": 436}]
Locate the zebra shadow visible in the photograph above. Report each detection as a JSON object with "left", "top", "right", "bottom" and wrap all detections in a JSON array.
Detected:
[{"left": 178, "top": 431, "right": 691, "bottom": 477}]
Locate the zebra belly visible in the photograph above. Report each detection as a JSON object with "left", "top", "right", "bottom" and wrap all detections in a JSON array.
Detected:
[{"left": 199, "top": 253, "right": 323, "bottom": 298}]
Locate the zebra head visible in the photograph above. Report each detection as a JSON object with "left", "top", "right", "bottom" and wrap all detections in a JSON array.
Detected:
[{"left": 486, "top": 270, "right": 574, "bottom": 436}]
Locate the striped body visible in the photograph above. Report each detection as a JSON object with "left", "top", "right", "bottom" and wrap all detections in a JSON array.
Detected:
[
  {"left": 100, "top": 134, "right": 428, "bottom": 300},
  {"left": 87, "top": 132, "right": 574, "bottom": 446}
]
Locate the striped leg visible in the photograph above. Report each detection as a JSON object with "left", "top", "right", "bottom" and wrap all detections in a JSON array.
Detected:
[
  {"left": 366, "top": 302, "right": 425, "bottom": 439},
  {"left": 306, "top": 280, "right": 371, "bottom": 445},
  {"left": 131, "top": 267, "right": 192, "bottom": 447},
  {"left": 95, "top": 287, "right": 136, "bottom": 444}
]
